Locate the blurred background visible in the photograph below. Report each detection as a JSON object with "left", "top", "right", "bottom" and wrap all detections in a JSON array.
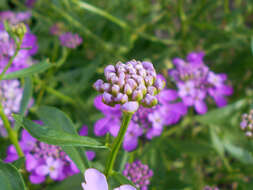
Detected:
[{"left": 1, "top": 0, "right": 253, "bottom": 189}]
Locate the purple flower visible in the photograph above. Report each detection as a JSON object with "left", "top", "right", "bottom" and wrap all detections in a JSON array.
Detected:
[
  {"left": 0, "top": 11, "right": 31, "bottom": 25},
  {"left": 82, "top": 168, "right": 136, "bottom": 190},
  {"left": 59, "top": 32, "right": 82, "bottom": 48},
  {"left": 0, "top": 80, "right": 23, "bottom": 136},
  {"left": 123, "top": 160, "right": 153, "bottom": 190},
  {"left": 169, "top": 51, "right": 233, "bottom": 114},
  {"left": 26, "top": 0, "right": 37, "bottom": 7},
  {"left": 36, "top": 157, "right": 63, "bottom": 180},
  {"left": 5, "top": 127, "right": 95, "bottom": 184}
]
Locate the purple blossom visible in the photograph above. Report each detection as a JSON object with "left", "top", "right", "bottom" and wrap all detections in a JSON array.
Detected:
[
  {"left": 0, "top": 11, "right": 31, "bottom": 25},
  {"left": 5, "top": 126, "right": 95, "bottom": 184},
  {"left": 26, "top": 0, "right": 37, "bottom": 7},
  {"left": 50, "top": 23, "right": 65, "bottom": 36},
  {"left": 169, "top": 51, "right": 233, "bottom": 114},
  {"left": 82, "top": 168, "right": 136, "bottom": 190},
  {"left": 0, "top": 80, "right": 23, "bottom": 136},
  {"left": 59, "top": 32, "right": 82, "bottom": 49},
  {"left": 123, "top": 160, "right": 153, "bottom": 190}
]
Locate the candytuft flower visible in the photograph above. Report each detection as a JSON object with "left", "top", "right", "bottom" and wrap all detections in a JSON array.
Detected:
[
  {"left": 93, "top": 60, "right": 165, "bottom": 113},
  {"left": 169, "top": 51, "right": 233, "bottom": 114},
  {"left": 5, "top": 125, "right": 95, "bottom": 184},
  {"left": 82, "top": 168, "right": 136, "bottom": 190},
  {"left": 123, "top": 160, "right": 153, "bottom": 190},
  {"left": 59, "top": 32, "right": 83, "bottom": 49},
  {"left": 240, "top": 110, "right": 253, "bottom": 137}
]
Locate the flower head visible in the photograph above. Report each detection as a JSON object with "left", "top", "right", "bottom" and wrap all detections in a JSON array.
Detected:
[
  {"left": 169, "top": 51, "right": 233, "bottom": 114},
  {"left": 59, "top": 32, "right": 82, "bottom": 49},
  {"left": 123, "top": 160, "right": 153, "bottom": 190},
  {"left": 82, "top": 168, "right": 136, "bottom": 190},
  {"left": 93, "top": 60, "right": 165, "bottom": 113},
  {"left": 240, "top": 110, "right": 253, "bottom": 137}
]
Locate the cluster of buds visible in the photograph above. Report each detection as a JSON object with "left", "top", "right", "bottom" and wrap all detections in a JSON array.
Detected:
[
  {"left": 123, "top": 160, "right": 153, "bottom": 190},
  {"left": 93, "top": 60, "right": 165, "bottom": 113},
  {"left": 240, "top": 110, "right": 253, "bottom": 137}
]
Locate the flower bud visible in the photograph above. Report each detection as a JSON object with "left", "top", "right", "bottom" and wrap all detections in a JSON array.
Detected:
[
  {"left": 93, "top": 79, "right": 104, "bottom": 92},
  {"left": 132, "top": 89, "right": 143, "bottom": 101},
  {"left": 11, "top": 23, "right": 27, "bottom": 40},
  {"left": 124, "top": 84, "right": 132, "bottom": 96},
  {"left": 154, "top": 78, "right": 166, "bottom": 92},
  {"left": 127, "top": 79, "right": 137, "bottom": 90},
  {"left": 111, "top": 84, "right": 120, "bottom": 96},
  {"left": 147, "top": 86, "right": 158, "bottom": 96},
  {"left": 102, "top": 92, "right": 113, "bottom": 105},
  {"left": 101, "top": 83, "right": 110, "bottom": 92},
  {"left": 144, "top": 75, "right": 154, "bottom": 86},
  {"left": 122, "top": 101, "right": 139, "bottom": 114}
]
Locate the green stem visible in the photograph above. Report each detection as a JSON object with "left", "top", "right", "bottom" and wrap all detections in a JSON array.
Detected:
[
  {"left": 104, "top": 113, "right": 133, "bottom": 177},
  {"left": 0, "top": 103, "right": 23, "bottom": 157}
]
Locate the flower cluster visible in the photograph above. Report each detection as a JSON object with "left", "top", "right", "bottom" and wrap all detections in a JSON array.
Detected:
[
  {"left": 50, "top": 24, "right": 82, "bottom": 49},
  {"left": 82, "top": 168, "right": 136, "bottom": 190},
  {"left": 5, "top": 125, "right": 95, "bottom": 184},
  {"left": 240, "top": 110, "right": 253, "bottom": 137},
  {"left": 93, "top": 60, "right": 165, "bottom": 113},
  {"left": 169, "top": 52, "right": 233, "bottom": 114},
  {"left": 0, "top": 11, "right": 38, "bottom": 73},
  {"left": 123, "top": 160, "right": 153, "bottom": 190},
  {"left": 0, "top": 80, "right": 23, "bottom": 136}
]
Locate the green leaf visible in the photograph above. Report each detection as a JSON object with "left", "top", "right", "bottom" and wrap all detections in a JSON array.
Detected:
[
  {"left": 13, "top": 114, "right": 106, "bottom": 149},
  {"left": 12, "top": 157, "right": 25, "bottom": 169},
  {"left": 112, "top": 171, "right": 137, "bottom": 188},
  {"left": 20, "top": 77, "right": 33, "bottom": 116},
  {"left": 3, "top": 60, "right": 52, "bottom": 80},
  {"left": 251, "top": 36, "right": 253, "bottom": 55},
  {"left": 209, "top": 126, "right": 225, "bottom": 156},
  {"left": 196, "top": 99, "right": 246, "bottom": 126},
  {"left": 224, "top": 143, "right": 253, "bottom": 164},
  {"left": 0, "top": 160, "right": 27, "bottom": 190}
]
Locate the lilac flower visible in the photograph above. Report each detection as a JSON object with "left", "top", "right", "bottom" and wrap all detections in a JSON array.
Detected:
[
  {"left": 240, "top": 110, "right": 253, "bottom": 137},
  {"left": 169, "top": 51, "right": 233, "bottom": 114},
  {"left": 93, "top": 60, "right": 165, "bottom": 113},
  {"left": 123, "top": 160, "right": 153, "bottom": 190},
  {"left": 59, "top": 32, "right": 83, "bottom": 49},
  {"left": 0, "top": 80, "right": 23, "bottom": 136},
  {"left": 82, "top": 168, "right": 136, "bottom": 190},
  {"left": 5, "top": 127, "right": 95, "bottom": 184},
  {"left": 36, "top": 157, "right": 63, "bottom": 180}
]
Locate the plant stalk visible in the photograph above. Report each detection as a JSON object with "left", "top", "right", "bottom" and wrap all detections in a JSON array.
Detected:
[{"left": 104, "top": 112, "right": 132, "bottom": 177}]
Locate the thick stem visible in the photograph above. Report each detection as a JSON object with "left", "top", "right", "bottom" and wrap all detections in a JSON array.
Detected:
[
  {"left": 104, "top": 113, "right": 132, "bottom": 177},
  {"left": 0, "top": 103, "right": 24, "bottom": 157}
]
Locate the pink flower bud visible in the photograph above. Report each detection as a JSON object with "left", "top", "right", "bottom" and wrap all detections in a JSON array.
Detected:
[{"left": 122, "top": 101, "right": 139, "bottom": 113}]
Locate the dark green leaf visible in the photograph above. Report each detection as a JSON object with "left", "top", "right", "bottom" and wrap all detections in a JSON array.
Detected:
[
  {"left": 196, "top": 99, "right": 246, "bottom": 126},
  {"left": 13, "top": 114, "right": 106, "bottom": 149},
  {"left": 224, "top": 143, "right": 253, "bottom": 164},
  {"left": 112, "top": 171, "right": 137, "bottom": 188},
  {"left": 3, "top": 60, "right": 52, "bottom": 80},
  {"left": 0, "top": 160, "right": 27, "bottom": 190},
  {"left": 20, "top": 77, "right": 33, "bottom": 116},
  {"left": 12, "top": 157, "right": 25, "bottom": 169}
]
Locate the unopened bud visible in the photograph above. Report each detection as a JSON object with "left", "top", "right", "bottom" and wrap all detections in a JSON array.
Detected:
[
  {"left": 93, "top": 79, "right": 104, "bottom": 92},
  {"left": 122, "top": 101, "right": 139, "bottom": 114}
]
